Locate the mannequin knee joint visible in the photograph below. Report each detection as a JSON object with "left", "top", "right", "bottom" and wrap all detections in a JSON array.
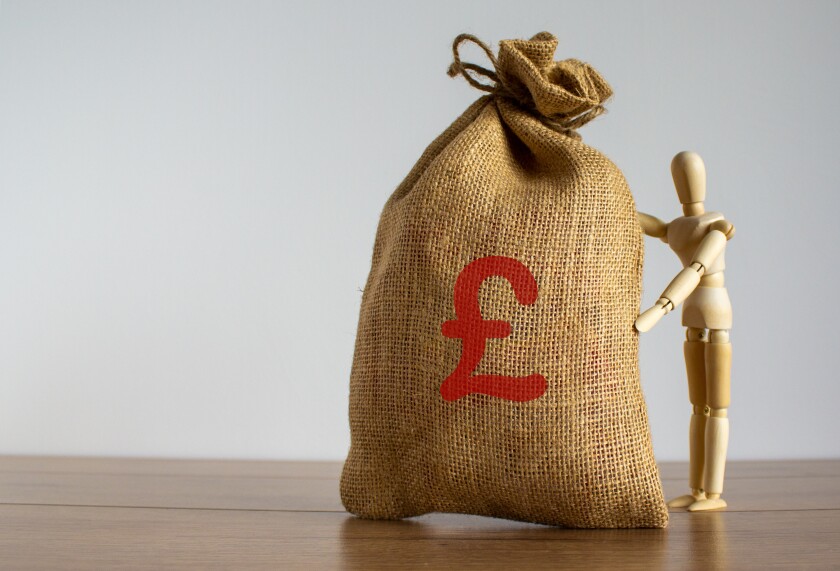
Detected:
[{"left": 694, "top": 405, "right": 728, "bottom": 418}]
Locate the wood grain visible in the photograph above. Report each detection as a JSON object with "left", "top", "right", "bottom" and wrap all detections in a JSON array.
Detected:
[
  {"left": 0, "top": 456, "right": 342, "bottom": 478},
  {"left": 1, "top": 457, "right": 838, "bottom": 569}
]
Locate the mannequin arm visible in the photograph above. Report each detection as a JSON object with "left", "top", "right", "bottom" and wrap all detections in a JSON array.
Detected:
[
  {"left": 634, "top": 229, "right": 728, "bottom": 332},
  {"left": 638, "top": 212, "right": 669, "bottom": 242},
  {"left": 710, "top": 219, "right": 736, "bottom": 240}
]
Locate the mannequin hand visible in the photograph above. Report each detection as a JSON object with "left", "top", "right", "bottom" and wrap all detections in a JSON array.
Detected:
[{"left": 634, "top": 299, "right": 670, "bottom": 333}]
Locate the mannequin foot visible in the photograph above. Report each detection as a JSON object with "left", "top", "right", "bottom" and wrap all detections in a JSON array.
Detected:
[
  {"left": 667, "top": 492, "right": 705, "bottom": 508},
  {"left": 687, "top": 498, "right": 727, "bottom": 512}
]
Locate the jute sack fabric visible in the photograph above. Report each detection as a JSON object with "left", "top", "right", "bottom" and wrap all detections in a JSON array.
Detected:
[{"left": 340, "top": 32, "right": 668, "bottom": 528}]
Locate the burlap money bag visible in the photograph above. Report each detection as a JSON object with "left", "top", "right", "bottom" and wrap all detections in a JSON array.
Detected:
[{"left": 340, "top": 32, "right": 668, "bottom": 528}]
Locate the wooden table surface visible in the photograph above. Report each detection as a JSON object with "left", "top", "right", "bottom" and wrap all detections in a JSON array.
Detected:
[{"left": 1, "top": 456, "right": 838, "bottom": 569}]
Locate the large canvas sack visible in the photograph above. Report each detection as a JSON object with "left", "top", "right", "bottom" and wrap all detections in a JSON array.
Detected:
[{"left": 340, "top": 32, "right": 668, "bottom": 528}]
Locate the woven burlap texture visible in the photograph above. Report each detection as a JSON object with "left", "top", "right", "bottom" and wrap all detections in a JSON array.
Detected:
[{"left": 340, "top": 32, "right": 668, "bottom": 529}]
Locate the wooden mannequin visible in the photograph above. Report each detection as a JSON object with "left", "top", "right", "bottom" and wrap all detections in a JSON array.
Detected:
[{"left": 635, "top": 151, "right": 735, "bottom": 512}]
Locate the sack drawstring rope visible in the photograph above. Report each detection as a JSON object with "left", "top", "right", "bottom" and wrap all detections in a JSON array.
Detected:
[
  {"left": 446, "top": 34, "right": 501, "bottom": 94},
  {"left": 446, "top": 33, "right": 606, "bottom": 138}
]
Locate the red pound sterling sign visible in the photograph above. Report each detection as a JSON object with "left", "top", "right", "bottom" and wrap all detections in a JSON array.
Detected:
[{"left": 440, "top": 255, "right": 547, "bottom": 402}]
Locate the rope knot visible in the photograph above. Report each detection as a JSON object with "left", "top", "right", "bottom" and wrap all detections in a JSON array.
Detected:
[{"left": 447, "top": 32, "right": 613, "bottom": 137}]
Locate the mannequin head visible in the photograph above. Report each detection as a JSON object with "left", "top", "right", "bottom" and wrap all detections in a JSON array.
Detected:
[{"left": 671, "top": 151, "right": 706, "bottom": 216}]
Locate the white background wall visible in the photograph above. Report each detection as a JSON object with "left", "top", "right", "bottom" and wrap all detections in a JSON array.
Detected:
[{"left": 1, "top": 0, "right": 838, "bottom": 462}]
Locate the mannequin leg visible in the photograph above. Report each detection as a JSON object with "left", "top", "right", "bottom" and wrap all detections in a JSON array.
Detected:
[
  {"left": 668, "top": 327, "right": 709, "bottom": 508},
  {"left": 688, "top": 329, "right": 731, "bottom": 512}
]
